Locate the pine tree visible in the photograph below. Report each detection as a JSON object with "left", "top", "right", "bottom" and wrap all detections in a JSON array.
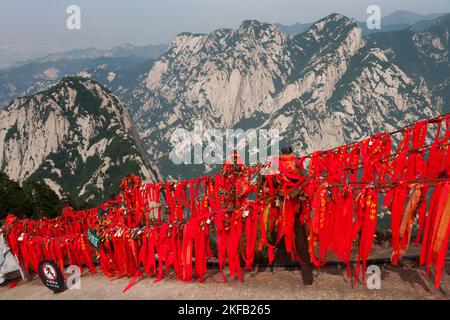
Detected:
[
  {"left": 0, "top": 172, "right": 65, "bottom": 220},
  {"left": 0, "top": 172, "right": 28, "bottom": 219}
]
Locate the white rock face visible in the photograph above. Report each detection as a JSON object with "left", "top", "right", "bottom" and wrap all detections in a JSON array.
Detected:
[
  {"left": 0, "top": 77, "right": 160, "bottom": 201},
  {"left": 136, "top": 13, "right": 439, "bottom": 179},
  {"left": 1, "top": 13, "right": 446, "bottom": 183},
  {"left": 146, "top": 20, "right": 292, "bottom": 126},
  {"left": 0, "top": 96, "right": 69, "bottom": 181}
]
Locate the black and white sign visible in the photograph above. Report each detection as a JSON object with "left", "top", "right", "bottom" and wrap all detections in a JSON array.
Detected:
[{"left": 38, "top": 260, "right": 65, "bottom": 293}]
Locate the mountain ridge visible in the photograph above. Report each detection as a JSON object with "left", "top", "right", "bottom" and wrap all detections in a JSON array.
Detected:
[
  {"left": 275, "top": 10, "right": 450, "bottom": 36},
  {"left": 0, "top": 12, "right": 448, "bottom": 182},
  {"left": 136, "top": 13, "right": 439, "bottom": 179},
  {"left": 0, "top": 77, "right": 160, "bottom": 203},
  {"left": 7, "top": 43, "right": 168, "bottom": 70}
]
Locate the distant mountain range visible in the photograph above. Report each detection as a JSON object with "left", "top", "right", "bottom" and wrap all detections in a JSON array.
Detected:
[
  {"left": 11, "top": 43, "right": 168, "bottom": 67},
  {"left": 0, "top": 11, "right": 449, "bottom": 201},
  {"left": 275, "top": 10, "right": 449, "bottom": 36},
  {"left": 0, "top": 55, "right": 154, "bottom": 111}
]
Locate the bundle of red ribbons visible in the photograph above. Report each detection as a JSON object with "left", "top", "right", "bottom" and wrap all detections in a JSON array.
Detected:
[{"left": 2, "top": 114, "right": 449, "bottom": 290}]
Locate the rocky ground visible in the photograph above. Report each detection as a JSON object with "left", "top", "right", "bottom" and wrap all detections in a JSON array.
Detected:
[{"left": 1, "top": 261, "right": 449, "bottom": 300}]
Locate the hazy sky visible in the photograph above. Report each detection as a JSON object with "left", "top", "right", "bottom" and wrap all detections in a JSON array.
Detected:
[{"left": 1, "top": 0, "right": 450, "bottom": 65}]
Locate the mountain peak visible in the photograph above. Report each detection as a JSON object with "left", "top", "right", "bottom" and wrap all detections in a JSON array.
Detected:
[
  {"left": 298, "top": 13, "right": 359, "bottom": 42},
  {"left": 319, "top": 13, "right": 354, "bottom": 26},
  {"left": 59, "top": 76, "right": 110, "bottom": 92},
  {"left": 239, "top": 19, "right": 265, "bottom": 29},
  {"left": 42, "top": 76, "right": 116, "bottom": 113},
  {"left": 59, "top": 76, "right": 96, "bottom": 86},
  {"left": 0, "top": 78, "right": 159, "bottom": 202},
  {"left": 238, "top": 19, "right": 281, "bottom": 35},
  {"left": 302, "top": 13, "right": 356, "bottom": 36}
]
